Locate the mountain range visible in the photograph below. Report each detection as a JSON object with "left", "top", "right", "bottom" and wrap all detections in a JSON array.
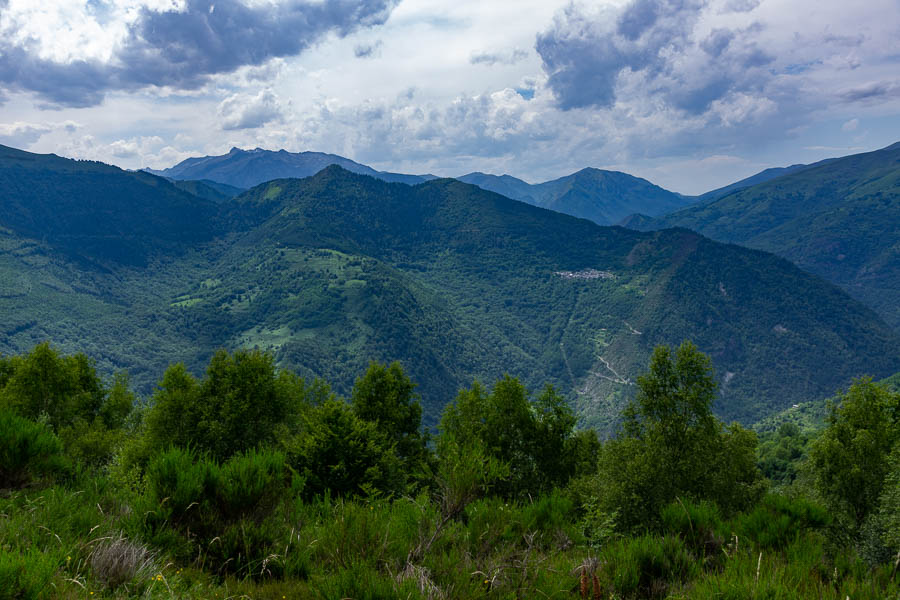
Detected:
[
  {"left": 633, "top": 142, "right": 900, "bottom": 330},
  {"left": 151, "top": 147, "right": 695, "bottom": 226},
  {"left": 148, "top": 147, "right": 434, "bottom": 188},
  {"left": 3, "top": 143, "right": 900, "bottom": 433}
]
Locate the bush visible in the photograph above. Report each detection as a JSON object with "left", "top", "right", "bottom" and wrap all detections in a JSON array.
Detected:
[
  {"left": 660, "top": 499, "right": 724, "bottom": 563},
  {"left": 0, "top": 411, "right": 68, "bottom": 489},
  {"left": 143, "top": 447, "right": 289, "bottom": 530},
  {"left": 217, "top": 449, "right": 287, "bottom": 520},
  {"left": 139, "top": 447, "right": 290, "bottom": 575},
  {"left": 290, "top": 399, "right": 403, "bottom": 499},
  {"left": 737, "top": 494, "right": 829, "bottom": 549},
  {"left": 600, "top": 534, "right": 699, "bottom": 599},
  {"left": 142, "top": 446, "right": 219, "bottom": 531},
  {"left": 0, "top": 547, "right": 57, "bottom": 600}
]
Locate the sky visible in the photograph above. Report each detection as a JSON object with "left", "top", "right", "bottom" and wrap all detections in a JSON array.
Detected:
[{"left": 1, "top": 0, "right": 899, "bottom": 194}]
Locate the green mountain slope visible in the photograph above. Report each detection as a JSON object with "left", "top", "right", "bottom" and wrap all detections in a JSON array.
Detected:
[
  {"left": 458, "top": 168, "right": 693, "bottom": 226},
  {"left": 647, "top": 142, "right": 900, "bottom": 329},
  {"left": 181, "top": 167, "right": 900, "bottom": 428},
  {"left": 170, "top": 179, "right": 245, "bottom": 202},
  {"left": 694, "top": 159, "right": 838, "bottom": 203},
  {"left": 1, "top": 149, "right": 899, "bottom": 432},
  {"left": 0, "top": 144, "right": 221, "bottom": 267}
]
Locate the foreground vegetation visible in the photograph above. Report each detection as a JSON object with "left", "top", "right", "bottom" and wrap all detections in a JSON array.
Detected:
[{"left": 1, "top": 342, "right": 899, "bottom": 598}]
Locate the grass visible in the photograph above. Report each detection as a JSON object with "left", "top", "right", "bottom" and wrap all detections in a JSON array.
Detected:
[{"left": 2, "top": 471, "right": 897, "bottom": 599}]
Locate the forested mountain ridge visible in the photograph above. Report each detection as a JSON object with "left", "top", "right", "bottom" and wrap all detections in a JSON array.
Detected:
[
  {"left": 184, "top": 166, "right": 900, "bottom": 427},
  {"left": 153, "top": 147, "right": 693, "bottom": 226},
  {"left": 693, "top": 158, "right": 839, "bottom": 203},
  {"left": 638, "top": 142, "right": 900, "bottom": 329},
  {"left": 0, "top": 144, "right": 223, "bottom": 267},
  {"left": 1, "top": 148, "right": 899, "bottom": 432},
  {"left": 459, "top": 167, "right": 693, "bottom": 226}
]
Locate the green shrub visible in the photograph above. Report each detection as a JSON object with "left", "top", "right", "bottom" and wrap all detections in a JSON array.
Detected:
[
  {"left": 143, "top": 447, "right": 289, "bottom": 529},
  {"left": 202, "top": 516, "right": 285, "bottom": 579},
  {"left": 737, "top": 494, "right": 829, "bottom": 549},
  {"left": 0, "top": 547, "right": 57, "bottom": 600},
  {"left": 58, "top": 419, "right": 126, "bottom": 469},
  {"left": 142, "top": 446, "right": 219, "bottom": 530},
  {"left": 600, "top": 534, "right": 699, "bottom": 599},
  {"left": 140, "top": 447, "right": 291, "bottom": 575},
  {"left": 0, "top": 411, "right": 68, "bottom": 489},
  {"left": 217, "top": 448, "right": 287, "bottom": 520},
  {"left": 660, "top": 499, "right": 725, "bottom": 565},
  {"left": 290, "top": 399, "right": 404, "bottom": 499}
]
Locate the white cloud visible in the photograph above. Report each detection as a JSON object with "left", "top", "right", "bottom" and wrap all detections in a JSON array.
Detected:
[
  {"left": 218, "top": 89, "right": 287, "bottom": 130},
  {"left": 842, "top": 118, "right": 859, "bottom": 132}
]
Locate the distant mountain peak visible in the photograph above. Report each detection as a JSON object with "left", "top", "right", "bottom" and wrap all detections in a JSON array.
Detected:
[{"left": 151, "top": 147, "right": 432, "bottom": 189}]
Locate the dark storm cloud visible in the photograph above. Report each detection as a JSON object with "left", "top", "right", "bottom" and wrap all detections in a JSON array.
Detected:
[
  {"left": 0, "top": 0, "right": 399, "bottom": 107},
  {"left": 535, "top": 0, "right": 773, "bottom": 114}
]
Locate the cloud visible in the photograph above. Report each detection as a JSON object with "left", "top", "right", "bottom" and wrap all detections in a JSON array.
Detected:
[
  {"left": 841, "top": 118, "right": 859, "bottom": 132},
  {"left": 0, "top": 121, "right": 52, "bottom": 145},
  {"left": 0, "top": 0, "right": 399, "bottom": 107},
  {"left": 720, "top": 0, "right": 759, "bottom": 13},
  {"left": 218, "top": 89, "right": 287, "bottom": 130},
  {"left": 470, "top": 48, "right": 529, "bottom": 66},
  {"left": 354, "top": 40, "right": 384, "bottom": 58},
  {"left": 535, "top": 0, "right": 776, "bottom": 114},
  {"left": 839, "top": 81, "right": 900, "bottom": 103},
  {"left": 0, "top": 120, "right": 80, "bottom": 146}
]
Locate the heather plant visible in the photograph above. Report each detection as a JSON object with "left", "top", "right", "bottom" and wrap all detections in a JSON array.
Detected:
[
  {"left": 599, "top": 534, "right": 699, "bottom": 598},
  {"left": 0, "top": 411, "right": 69, "bottom": 489},
  {"left": 737, "top": 494, "right": 829, "bottom": 549},
  {"left": 0, "top": 547, "right": 58, "bottom": 600}
]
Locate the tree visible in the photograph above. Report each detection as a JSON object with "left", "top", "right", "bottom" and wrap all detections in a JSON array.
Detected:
[
  {"left": 0, "top": 342, "right": 105, "bottom": 430},
  {"left": 808, "top": 378, "right": 900, "bottom": 533},
  {"left": 0, "top": 343, "right": 135, "bottom": 467},
  {"left": 593, "top": 342, "right": 764, "bottom": 531},
  {"left": 351, "top": 361, "right": 428, "bottom": 473},
  {"left": 143, "top": 349, "right": 307, "bottom": 461},
  {"left": 290, "top": 398, "right": 403, "bottom": 498},
  {"left": 439, "top": 376, "right": 579, "bottom": 497}
]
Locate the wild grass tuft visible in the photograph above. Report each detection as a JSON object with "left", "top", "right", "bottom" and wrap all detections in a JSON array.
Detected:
[{"left": 88, "top": 531, "right": 155, "bottom": 589}]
